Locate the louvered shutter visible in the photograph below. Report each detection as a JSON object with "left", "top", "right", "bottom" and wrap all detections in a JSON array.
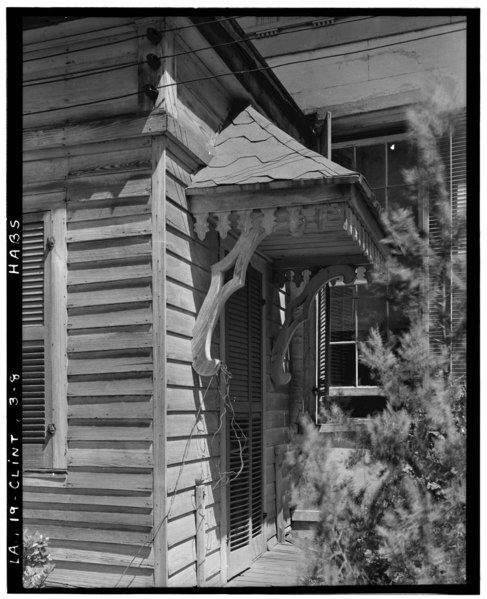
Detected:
[
  {"left": 429, "top": 112, "right": 466, "bottom": 377},
  {"left": 317, "top": 284, "right": 330, "bottom": 401},
  {"left": 226, "top": 264, "right": 263, "bottom": 577},
  {"left": 22, "top": 212, "right": 52, "bottom": 469},
  {"left": 450, "top": 113, "right": 466, "bottom": 379},
  {"left": 329, "top": 285, "right": 355, "bottom": 387}
]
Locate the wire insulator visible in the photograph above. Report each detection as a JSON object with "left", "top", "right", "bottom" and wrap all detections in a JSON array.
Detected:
[
  {"left": 143, "top": 84, "right": 158, "bottom": 102},
  {"left": 147, "top": 27, "right": 162, "bottom": 45},
  {"left": 146, "top": 53, "right": 161, "bottom": 71}
]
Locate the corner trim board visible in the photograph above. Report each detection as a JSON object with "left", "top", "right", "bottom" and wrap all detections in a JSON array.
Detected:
[{"left": 151, "top": 135, "right": 168, "bottom": 586}]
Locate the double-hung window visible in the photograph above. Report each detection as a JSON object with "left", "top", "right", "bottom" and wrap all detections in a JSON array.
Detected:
[
  {"left": 316, "top": 277, "right": 408, "bottom": 419},
  {"left": 333, "top": 135, "right": 420, "bottom": 224},
  {"left": 316, "top": 112, "right": 466, "bottom": 419}
]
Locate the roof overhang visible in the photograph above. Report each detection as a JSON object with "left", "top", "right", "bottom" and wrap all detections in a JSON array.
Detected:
[
  {"left": 187, "top": 106, "right": 388, "bottom": 381},
  {"left": 187, "top": 175, "right": 387, "bottom": 269}
]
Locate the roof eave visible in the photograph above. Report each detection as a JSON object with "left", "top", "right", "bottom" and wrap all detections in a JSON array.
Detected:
[
  {"left": 188, "top": 16, "right": 316, "bottom": 149},
  {"left": 187, "top": 174, "right": 363, "bottom": 198}
]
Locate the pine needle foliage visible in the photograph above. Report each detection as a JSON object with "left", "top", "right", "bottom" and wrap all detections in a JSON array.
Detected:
[{"left": 287, "top": 94, "right": 466, "bottom": 586}]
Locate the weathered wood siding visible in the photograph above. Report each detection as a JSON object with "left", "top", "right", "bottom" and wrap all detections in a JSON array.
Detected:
[
  {"left": 22, "top": 14, "right": 299, "bottom": 588},
  {"left": 23, "top": 141, "right": 155, "bottom": 587},
  {"left": 23, "top": 17, "right": 150, "bottom": 131},
  {"left": 164, "top": 139, "right": 223, "bottom": 587}
]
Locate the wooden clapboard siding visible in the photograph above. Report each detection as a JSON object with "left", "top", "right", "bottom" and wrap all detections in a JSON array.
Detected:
[
  {"left": 28, "top": 178, "right": 155, "bottom": 586},
  {"left": 166, "top": 386, "right": 220, "bottom": 412},
  {"left": 165, "top": 485, "right": 218, "bottom": 520},
  {"left": 23, "top": 31, "right": 140, "bottom": 130},
  {"left": 24, "top": 488, "right": 152, "bottom": 509},
  {"left": 167, "top": 547, "right": 221, "bottom": 588},
  {"left": 48, "top": 545, "right": 155, "bottom": 569},
  {"left": 167, "top": 413, "right": 220, "bottom": 438},
  {"left": 167, "top": 511, "right": 220, "bottom": 548},
  {"left": 164, "top": 144, "right": 224, "bottom": 586},
  {"left": 46, "top": 562, "right": 154, "bottom": 589},
  {"left": 24, "top": 138, "right": 151, "bottom": 185}
]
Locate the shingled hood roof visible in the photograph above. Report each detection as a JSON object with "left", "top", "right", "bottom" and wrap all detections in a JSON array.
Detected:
[
  {"left": 186, "top": 106, "right": 388, "bottom": 380},
  {"left": 187, "top": 105, "right": 377, "bottom": 208}
]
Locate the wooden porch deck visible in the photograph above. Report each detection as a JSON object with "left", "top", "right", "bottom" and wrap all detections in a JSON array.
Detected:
[{"left": 225, "top": 541, "right": 305, "bottom": 588}]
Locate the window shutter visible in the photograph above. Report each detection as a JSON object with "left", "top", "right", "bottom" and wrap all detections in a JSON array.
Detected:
[
  {"left": 450, "top": 113, "right": 466, "bottom": 379},
  {"left": 22, "top": 212, "right": 52, "bottom": 469},
  {"left": 317, "top": 284, "right": 330, "bottom": 398},
  {"left": 226, "top": 265, "right": 263, "bottom": 559},
  {"left": 429, "top": 112, "right": 466, "bottom": 376}
]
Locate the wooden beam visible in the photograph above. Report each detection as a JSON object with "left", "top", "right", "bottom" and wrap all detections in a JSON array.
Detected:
[{"left": 151, "top": 135, "right": 167, "bottom": 587}]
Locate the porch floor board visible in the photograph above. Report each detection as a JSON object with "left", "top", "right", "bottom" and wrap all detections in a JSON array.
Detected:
[{"left": 224, "top": 541, "right": 305, "bottom": 587}]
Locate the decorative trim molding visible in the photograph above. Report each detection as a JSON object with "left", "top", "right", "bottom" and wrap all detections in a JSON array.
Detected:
[{"left": 271, "top": 265, "right": 356, "bottom": 387}]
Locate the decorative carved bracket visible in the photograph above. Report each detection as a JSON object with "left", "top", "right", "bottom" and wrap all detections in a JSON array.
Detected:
[
  {"left": 192, "top": 211, "right": 272, "bottom": 377},
  {"left": 270, "top": 264, "right": 356, "bottom": 387}
]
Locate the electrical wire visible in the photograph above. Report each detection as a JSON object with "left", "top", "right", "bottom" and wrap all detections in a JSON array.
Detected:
[
  {"left": 113, "top": 370, "right": 219, "bottom": 588},
  {"left": 23, "top": 33, "right": 142, "bottom": 63},
  {"left": 22, "top": 25, "right": 466, "bottom": 117},
  {"left": 23, "top": 15, "right": 239, "bottom": 61},
  {"left": 24, "top": 16, "right": 379, "bottom": 86}
]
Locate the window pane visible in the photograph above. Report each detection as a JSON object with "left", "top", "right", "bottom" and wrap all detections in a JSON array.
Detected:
[
  {"left": 357, "top": 285, "right": 387, "bottom": 341},
  {"left": 332, "top": 146, "right": 353, "bottom": 170},
  {"left": 329, "top": 286, "right": 354, "bottom": 341},
  {"left": 358, "top": 361, "right": 376, "bottom": 386},
  {"left": 356, "top": 143, "right": 385, "bottom": 188},
  {"left": 387, "top": 140, "right": 416, "bottom": 187},
  {"left": 330, "top": 343, "right": 355, "bottom": 386}
]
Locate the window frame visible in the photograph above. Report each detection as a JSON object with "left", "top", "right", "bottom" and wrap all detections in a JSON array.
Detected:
[
  {"left": 315, "top": 278, "right": 387, "bottom": 394},
  {"left": 333, "top": 133, "right": 428, "bottom": 231},
  {"left": 22, "top": 202, "right": 68, "bottom": 473}
]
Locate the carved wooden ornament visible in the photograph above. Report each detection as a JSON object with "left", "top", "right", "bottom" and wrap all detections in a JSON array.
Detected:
[
  {"left": 270, "top": 264, "right": 356, "bottom": 387},
  {"left": 192, "top": 212, "right": 272, "bottom": 377}
]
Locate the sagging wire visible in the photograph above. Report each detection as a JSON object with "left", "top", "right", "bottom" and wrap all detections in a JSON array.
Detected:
[
  {"left": 23, "top": 16, "right": 239, "bottom": 62},
  {"left": 25, "top": 17, "right": 376, "bottom": 86},
  {"left": 113, "top": 369, "right": 218, "bottom": 588},
  {"left": 211, "top": 362, "right": 248, "bottom": 491},
  {"left": 22, "top": 26, "right": 466, "bottom": 116}
]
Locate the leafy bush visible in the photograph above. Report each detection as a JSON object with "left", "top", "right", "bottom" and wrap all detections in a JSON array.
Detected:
[
  {"left": 287, "top": 94, "right": 466, "bottom": 586},
  {"left": 23, "top": 529, "right": 55, "bottom": 589}
]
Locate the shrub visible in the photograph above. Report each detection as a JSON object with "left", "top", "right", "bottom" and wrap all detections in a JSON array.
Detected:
[
  {"left": 23, "top": 529, "right": 55, "bottom": 589},
  {"left": 287, "top": 93, "right": 466, "bottom": 586}
]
